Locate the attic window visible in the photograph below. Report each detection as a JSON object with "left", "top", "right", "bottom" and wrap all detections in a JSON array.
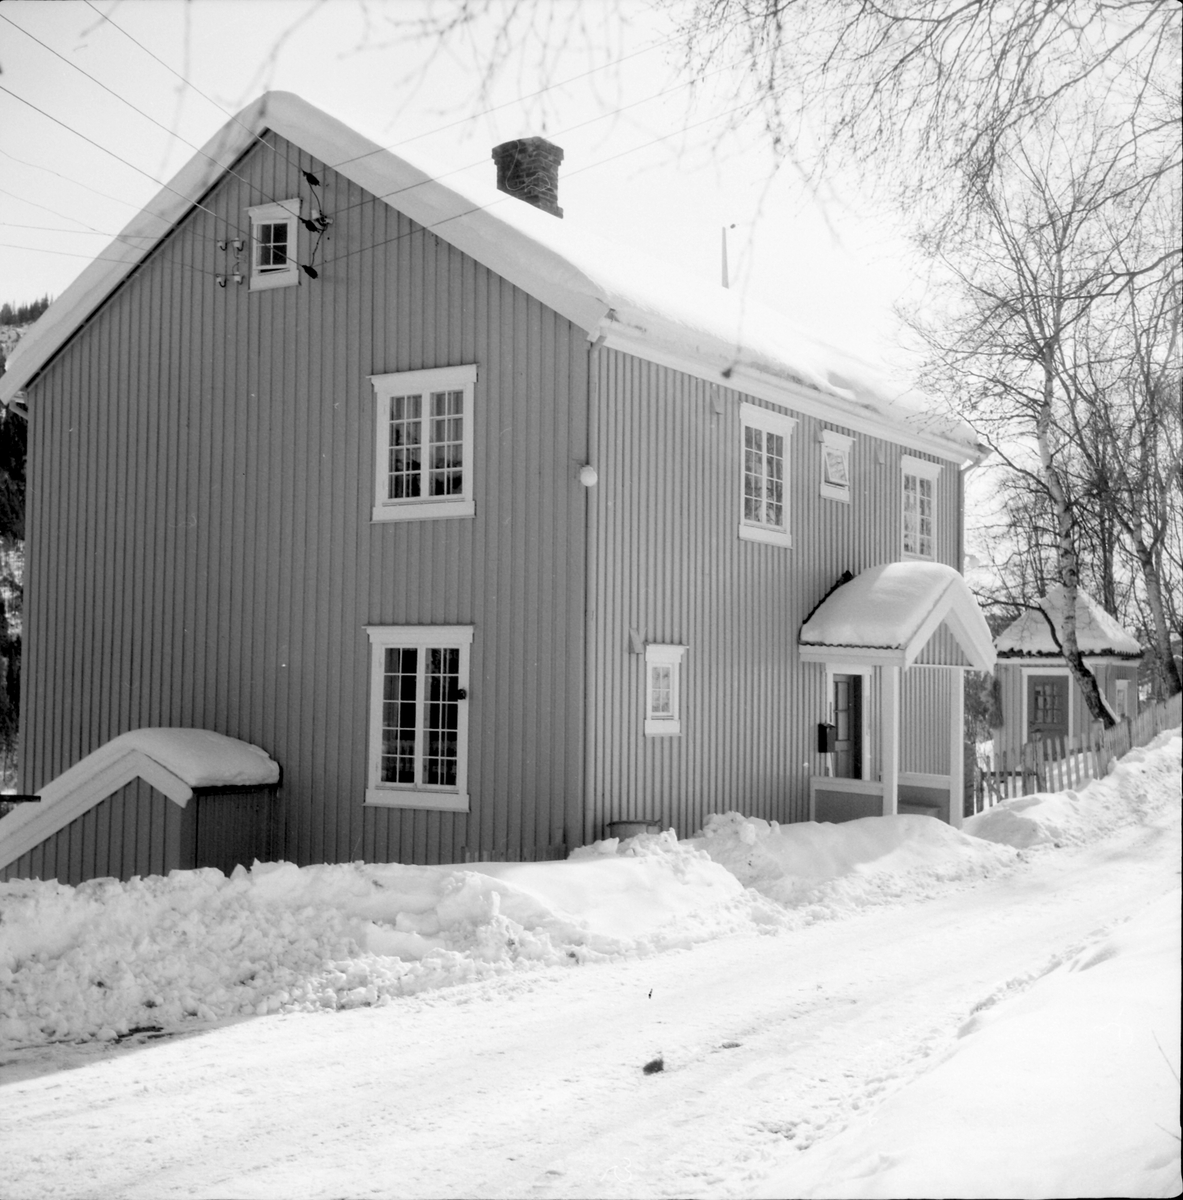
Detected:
[
  {"left": 248, "top": 199, "right": 300, "bottom": 291},
  {"left": 820, "top": 429, "right": 853, "bottom": 502}
]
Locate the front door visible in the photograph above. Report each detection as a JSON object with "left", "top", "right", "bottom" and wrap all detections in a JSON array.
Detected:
[
  {"left": 833, "top": 674, "right": 862, "bottom": 779},
  {"left": 1027, "top": 675, "right": 1069, "bottom": 742}
]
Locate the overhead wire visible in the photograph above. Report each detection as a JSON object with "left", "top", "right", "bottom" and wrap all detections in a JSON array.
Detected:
[
  {"left": 0, "top": 82, "right": 257, "bottom": 245},
  {"left": 323, "top": 55, "right": 742, "bottom": 225},
  {"left": 0, "top": 11, "right": 288, "bottom": 212},
  {"left": 318, "top": 98, "right": 754, "bottom": 271}
]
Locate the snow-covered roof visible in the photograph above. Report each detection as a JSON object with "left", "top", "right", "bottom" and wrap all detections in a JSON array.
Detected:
[
  {"left": 1, "top": 93, "right": 983, "bottom": 464},
  {"left": 0, "top": 728, "right": 280, "bottom": 872},
  {"left": 995, "top": 587, "right": 1141, "bottom": 659},
  {"left": 799, "top": 561, "right": 995, "bottom": 671}
]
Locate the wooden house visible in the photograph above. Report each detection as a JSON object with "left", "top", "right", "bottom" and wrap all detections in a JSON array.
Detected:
[
  {"left": 0, "top": 92, "right": 995, "bottom": 885},
  {"left": 993, "top": 587, "right": 1142, "bottom": 759}
]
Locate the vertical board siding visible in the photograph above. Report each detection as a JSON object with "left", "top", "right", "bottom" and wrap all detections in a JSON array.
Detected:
[
  {"left": 17, "top": 133, "right": 588, "bottom": 880},
  {"left": 585, "top": 349, "right": 965, "bottom": 839}
]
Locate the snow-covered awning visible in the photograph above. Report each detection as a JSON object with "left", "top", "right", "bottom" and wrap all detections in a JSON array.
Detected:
[
  {"left": 995, "top": 587, "right": 1141, "bottom": 659},
  {"left": 799, "top": 562, "right": 995, "bottom": 671}
]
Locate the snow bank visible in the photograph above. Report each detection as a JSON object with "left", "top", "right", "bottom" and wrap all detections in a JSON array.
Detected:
[
  {"left": 757, "top": 886, "right": 1182, "bottom": 1199},
  {"left": 0, "top": 842, "right": 783, "bottom": 1048},
  {"left": 965, "top": 731, "right": 1181, "bottom": 849},
  {"left": 689, "top": 811, "right": 1016, "bottom": 911}
]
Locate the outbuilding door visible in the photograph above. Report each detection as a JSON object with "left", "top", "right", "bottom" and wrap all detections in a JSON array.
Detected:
[{"left": 1027, "top": 674, "right": 1069, "bottom": 742}]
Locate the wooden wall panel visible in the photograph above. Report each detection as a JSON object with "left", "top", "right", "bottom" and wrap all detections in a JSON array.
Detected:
[
  {"left": 18, "top": 132, "right": 588, "bottom": 877},
  {"left": 584, "top": 348, "right": 966, "bottom": 840}
]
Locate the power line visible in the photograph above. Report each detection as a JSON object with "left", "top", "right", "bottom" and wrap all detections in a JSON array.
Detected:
[
  {"left": 0, "top": 81, "right": 255, "bottom": 243},
  {"left": 328, "top": 33, "right": 677, "bottom": 169},
  {"left": 0, "top": 240, "right": 223, "bottom": 280},
  {"left": 0, "top": 146, "right": 167, "bottom": 214},
  {"left": 0, "top": 11, "right": 285, "bottom": 218},
  {"left": 318, "top": 98, "right": 754, "bottom": 271},
  {"left": 326, "top": 57, "right": 741, "bottom": 225},
  {"left": 81, "top": 0, "right": 314, "bottom": 194},
  {"left": 0, "top": 221, "right": 154, "bottom": 238}
]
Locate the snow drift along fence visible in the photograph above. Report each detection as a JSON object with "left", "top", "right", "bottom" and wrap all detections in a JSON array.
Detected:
[{"left": 975, "top": 691, "right": 1182, "bottom": 812}]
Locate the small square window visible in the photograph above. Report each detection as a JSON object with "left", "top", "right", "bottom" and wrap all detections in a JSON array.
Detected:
[
  {"left": 247, "top": 199, "right": 301, "bottom": 291},
  {"left": 739, "top": 402, "right": 797, "bottom": 547},
  {"left": 645, "top": 644, "right": 687, "bottom": 736},
  {"left": 370, "top": 365, "right": 478, "bottom": 521},
  {"left": 364, "top": 625, "right": 473, "bottom": 810},
  {"left": 901, "top": 455, "right": 941, "bottom": 559},
  {"left": 820, "top": 429, "right": 854, "bottom": 502}
]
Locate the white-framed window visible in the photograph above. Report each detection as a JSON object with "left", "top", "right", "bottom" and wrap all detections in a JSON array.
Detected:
[
  {"left": 645, "top": 644, "right": 687, "bottom": 736},
  {"left": 247, "top": 199, "right": 301, "bottom": 291},
  {"left": 370, "top": 365, "right": 477, "bottom": 522},
  {"left": 1114, "top": 678, "right": 1131, "bottom": 720},
  {"left": 901, "top": 455, "right": 942, "bottom": 559},
  {"left": 820, "top": 429, "right": 854, "bottom": 502},
  {"left": 739, "top": 402, "right": 797, "bottom": 547},
  {"left": 364, "top": 625, "right": 473, "bottom": 811}
]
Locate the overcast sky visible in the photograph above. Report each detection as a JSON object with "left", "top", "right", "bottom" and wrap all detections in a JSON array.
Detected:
[{"left": 0, "top": 0, "right": 925, "bottom": 371}]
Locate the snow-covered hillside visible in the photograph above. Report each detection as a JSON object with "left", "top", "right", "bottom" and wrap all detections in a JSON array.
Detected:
[{"left": 1, "top": 733, "right": 1179, "bottom": 1199}]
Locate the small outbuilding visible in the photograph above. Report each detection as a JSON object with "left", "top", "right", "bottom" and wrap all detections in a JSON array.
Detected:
[{"left": 993, "top": 587, "right": 1142, "bottom": 760}]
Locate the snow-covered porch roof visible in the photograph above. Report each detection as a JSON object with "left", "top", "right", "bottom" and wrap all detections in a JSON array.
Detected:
[{"left": 799, "top": 562, "right": 995, "bottom": 672}]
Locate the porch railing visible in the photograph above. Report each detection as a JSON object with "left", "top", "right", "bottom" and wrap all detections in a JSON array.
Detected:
[{"left": 972, "top": 690, "right": 1182, "bottom": 814}]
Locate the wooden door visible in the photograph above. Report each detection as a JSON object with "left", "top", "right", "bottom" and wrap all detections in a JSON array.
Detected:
[
  {"left": 1027, "top": 675, "right": 1069, "bottom": 742},
  {"left": 833, "top": 674, "right": 862, "bottom": 779}
]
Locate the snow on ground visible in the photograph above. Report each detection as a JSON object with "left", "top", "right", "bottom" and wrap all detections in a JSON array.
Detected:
[
  {"left": 758, "top": 884, "right": 1181, "bottom": 1199},
  {"left": 964, "top": 732, "right": 1176, "bottom": 848},
  {"left": 0, "top": 734, "right": 1179, "bottom": 1199}
]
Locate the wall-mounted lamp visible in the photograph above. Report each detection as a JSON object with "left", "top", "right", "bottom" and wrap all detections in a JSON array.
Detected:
[{"left": 578, "top": 464, "right": 598, "bottom": 487}]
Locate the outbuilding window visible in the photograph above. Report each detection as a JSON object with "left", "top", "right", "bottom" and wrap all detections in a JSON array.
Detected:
[
  {"left": 370, "top": 365, "right": 477, "bottom": 522},
  {"left": 247, "top": 199, "right": 300, "bottom": 291},
  {"left": 364, "top": 625, "right": 473, "bottom": 811},
  {"left": 645, "top": 644, "right": 687, "bottom": 736},
  {"left": 739, "top": 402, "right": 797, "bottom": 547},
  {"left": 901, "top": 455, "right": 941, "bottom": 559}
]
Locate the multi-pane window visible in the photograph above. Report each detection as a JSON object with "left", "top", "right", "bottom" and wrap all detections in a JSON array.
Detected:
[
  {"left": 739, "top": 402, "right": 797, "bottom": 547},
  {"left": 820, "top": 429, "right": 854, "bottom": 502},
  {"left": 901, "top": 456, "right": 942, "bottom": 559},
  {"left": 645, "top": 644, "right": 687, "bottom": 736},
  {"left": 247, "top": 199, "right": 300, "bottom": 290},
  {"left": 371, "top": 365, "right": 477, "bottom": 521},
  {"left": 365, "top": 625, "right": 473, "bottom": 810}
]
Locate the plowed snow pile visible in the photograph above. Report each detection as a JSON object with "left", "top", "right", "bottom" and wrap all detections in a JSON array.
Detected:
[{"left": 1, "top": 734, "right": 1177, "bottom": 1050}]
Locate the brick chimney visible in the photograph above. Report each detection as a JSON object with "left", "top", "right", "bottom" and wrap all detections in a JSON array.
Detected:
[{"left": 491, "top": 137, "right": 564, "bottom": 218}]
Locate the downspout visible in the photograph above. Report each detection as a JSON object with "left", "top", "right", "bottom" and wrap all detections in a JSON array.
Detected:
[{"left": 580, "top": 330, "right": 606, "bottom": 850}]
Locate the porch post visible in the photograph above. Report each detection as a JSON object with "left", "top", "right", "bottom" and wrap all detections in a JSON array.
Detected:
[
  {"left": 948, "top": 666, "right": 964, "bottom": 828},
  {"left": 881, "top": 664, "right": 900, "bottom": 816}
]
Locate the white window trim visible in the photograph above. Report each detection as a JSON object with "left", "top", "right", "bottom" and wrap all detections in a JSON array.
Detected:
[
  {"left": 370, "top": 364, "right": 478, "bottom": 522},
  {"left": 820, "top": 429, "right": 854, "bottom": 503},
  {"left": 248, "top": 199, "right": 301, "bottom": 291},
  {"left": 364, "top": 625, "right": 473, "bottom": 811},
  {"left": 900, "top": 454, "right": 941, "bottom": 560},
  {"left": 1019, "top": 665, "right": 1074, "bottom": 741},
  {"left": 645, "top": 644, "right": 687, "bottom": 737},
  {"left": 739, "top": 402, "right": 797, "bottom": 548}
]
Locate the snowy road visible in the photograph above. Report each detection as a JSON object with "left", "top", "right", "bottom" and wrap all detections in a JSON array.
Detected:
[{"left": 3, "top": 798, "right": 1178, "bottom": 1200}]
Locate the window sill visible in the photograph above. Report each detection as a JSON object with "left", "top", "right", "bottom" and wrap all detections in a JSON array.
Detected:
[
  {"left": 820, "top": 484, "right": 851, "bottom": 503},
  {"left": 901, "top": 550, "right": 935, "bottom": 562},
  {"left": 250, "top": 270, "right": 299, "bottom": 292},
  {"left": 372, "top": 500, "right": 475, "bottom": 523},
  {"left": 739, "top": 523, "right": 792, "bottom": 548},
  {"left": 644, "top": 720, "right": 682, "bottom": 737},
  {"left": 365, "top": 787, "right": 469, "bottom": 812}
]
